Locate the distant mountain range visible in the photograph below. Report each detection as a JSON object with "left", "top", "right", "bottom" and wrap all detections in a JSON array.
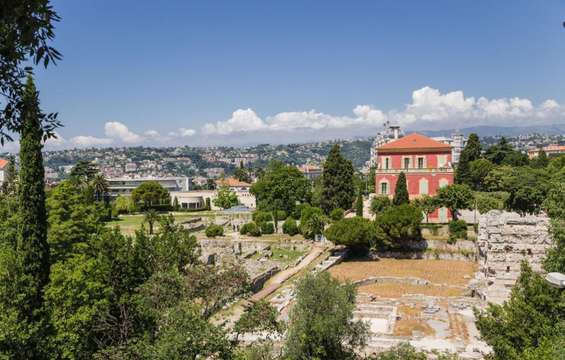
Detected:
[{"left": 415, "top": 123, "right": 565, "bottom": 137}]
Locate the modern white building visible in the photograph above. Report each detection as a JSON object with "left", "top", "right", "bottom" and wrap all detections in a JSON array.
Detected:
[{"left": 107, "top": 176, "right": 190, "bottom": 197}]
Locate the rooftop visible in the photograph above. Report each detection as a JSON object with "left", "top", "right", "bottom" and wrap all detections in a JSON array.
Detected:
[
  {"left": 215, "top": 177, "right": 251, "bottom": 188},
  {"left": 378, "top": 133, "right": 452, "bottom": 152}
]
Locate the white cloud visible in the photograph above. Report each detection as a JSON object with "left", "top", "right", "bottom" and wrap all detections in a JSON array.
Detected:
[
  {"left": 70, "top": 135, "right": 113, "bottom": 147},
  {"left": 177, "top": 128, "right": 196, "bottom": 137},
  {"left": 45, "top": 131, "right": 66, "bottom": 147},
  {"left": 201, "top": 86, "right": 565, "bottom": 135},
  {"left": 104, "top": 121, "right": 143, "bottom": 143}
]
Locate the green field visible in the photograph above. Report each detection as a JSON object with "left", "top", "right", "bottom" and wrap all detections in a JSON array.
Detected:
[{"left": 107, "top": 211, "right": 216, "bottom": 234}]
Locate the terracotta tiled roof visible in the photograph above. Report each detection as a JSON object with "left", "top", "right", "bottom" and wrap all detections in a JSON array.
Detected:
[
  {"left": 378, "top": 133, "right": 451, "bottom": 150},
  {"left": 0, "top": 159, "right": 9, "bottom": 169},
  {"left": 215, "top": 177, "right": 251, "bottom": 187}
]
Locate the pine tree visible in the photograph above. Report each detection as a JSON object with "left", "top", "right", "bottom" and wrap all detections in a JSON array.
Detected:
[
  {"left": 456, "top": 133, "right": 481, "bottom": 185},
  {"left": 393, "top": 172, "right": 409, "bottom": 205},
  {"left": 321, "top": 145, "right": 355, "bottom": 213},
  {"left": 355, "top": 187, "right": 363, "bottom": 217}
]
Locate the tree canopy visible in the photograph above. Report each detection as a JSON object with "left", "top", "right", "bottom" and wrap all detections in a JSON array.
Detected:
[
  {"left": 392, "top": 172, "right": 409, "bottom": 205},
  {"left": 131, "top": 181, "right": 171, "bottom": 211},
  {"left": 321, "top": 145, "right": 355, "bottom": 213}
]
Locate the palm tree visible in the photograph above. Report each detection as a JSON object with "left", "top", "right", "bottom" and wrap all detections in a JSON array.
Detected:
[
  {"left": 91, "top": 174, "right": 109, "bottom": 203},
  {"left": 144, "top": 209, "right": 160, "bottom": 235}
]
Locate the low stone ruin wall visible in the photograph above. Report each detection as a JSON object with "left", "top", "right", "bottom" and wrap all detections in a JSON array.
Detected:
[{"left": 476, "top": 210, "right": 551, "bottom": 304}]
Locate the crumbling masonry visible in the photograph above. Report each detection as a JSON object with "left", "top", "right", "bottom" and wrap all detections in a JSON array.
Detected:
[{"left": 476, "top": 210, "right": 552, "bottom": 304}]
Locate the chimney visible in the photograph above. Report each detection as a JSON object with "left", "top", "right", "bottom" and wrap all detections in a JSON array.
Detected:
[{"left": 390, "top": 126, "right": 400, "bottom": 139}]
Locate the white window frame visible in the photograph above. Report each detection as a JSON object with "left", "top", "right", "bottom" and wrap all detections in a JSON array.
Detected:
[
  {"left": 419, "top": 178, "right": 429, "bottom": 195},
  {"left": 437, "top": 154, "right": 447, "bottom": 168}
]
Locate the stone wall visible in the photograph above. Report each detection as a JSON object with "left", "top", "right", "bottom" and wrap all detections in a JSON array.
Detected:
[{"left": 476, "top": 210, "right": 551, "bottom": 304}]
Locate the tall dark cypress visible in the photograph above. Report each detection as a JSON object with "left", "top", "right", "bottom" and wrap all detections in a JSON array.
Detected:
[
  {"left": 393, "top": 172, "right": 409, "bottom": 205},
  {"left": 455, "top": 133, "right": 481, "bottom": 185},
  {"left": 17, "top": 76, "right": 50, "bottom": 309},
  {"left": 355, "top": 186, "right": 363, "bottom": 217},
  {"left": 321, "top": 144, "right": 355, "bottom": 213}
]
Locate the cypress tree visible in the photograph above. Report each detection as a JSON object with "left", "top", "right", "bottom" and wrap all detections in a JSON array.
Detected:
[
  {"left": 393, "top": 172, "right": 409, "bottom": 205},
  {"left": 355, "top": 187, "right": 363, "bottom": 217},
  {"left": 321, "top": 144, "right": 355, "bottom": 213},
  {"left": 17, "top": 76, "right": 50, "bottom": 312},
  {"left": 456, "top": 133, "right": 481, "bottom": 185}
]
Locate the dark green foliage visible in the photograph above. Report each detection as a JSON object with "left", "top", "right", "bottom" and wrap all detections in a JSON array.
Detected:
[
  {"left": 531, "top": 150, "right": 549, "bottom": 168},
  {"left": 475, "top": 263, "right": 565, "bottom": 360},
  {"left": 503, "top": 167, "right": 549, "bottom": 215},
  {"left": 274, "top": 210, "right": 287, "bottom": 221},
  {"left": 375, "top": 204, "right": 422, "bottom": 248},
  {"left": 468, "top": 158, "right": 494, "bottom": 191},
  {"left": 473, "top": 191, "right": 508, "bottom": 214},
  {"left": 1, "top": 155, "right": 16, "bottom": 195},
  {"left": 368, "top": 343, "right": 426, "bottom": 360},
  {"left": 370, "top": 195, "right": 392, "bottom": 215},
  {"left": 252, "top": 211, "right": 273, "bottom": 224},
  {"left": 234, "top": 161, "right": 252, "bottom": 183},
  {"left": 325, "top": 217, "right": 379, "bottom": 252},
  {"left": 282, "top": 217, "right": 299, "bottom": 236},
  {"left": 484, "top": 137, "right": 528, "bottom": 166},
  {"left": 251, "top": 160, "right": 309, "bottom": 216},
  {"left": 284, "top": 272, "right": 369, "bottom": 359},
  {"left": 260, "top": 222, "right": 275, "bottom": 235},
  {"left": 367, "top": 166, "right": 376, "bottom": 194},
  {"left": 205, "top": 224, "right": 224, "bottom": 238},
  {"left": 172, "top": 196, "right": 180, "bottom": 211},
  {"left": 240, "top": 222, "right": 261, "bottom": 237},
  {"left": 436, "top": 184, "right": 473, "bottom": 220},
  {"left": 448, "top": 219, "right": 467, "bottom": 243},
  {"left": 0, "top": 0, "right": 62, "bottom": 143},
  {"left": 205, "top": 197, "right": 211, "bottom": 210},
  {"left": 299, "top": 205, "right": 326, "bottom": 240},
  {"left": 70, "top": 160, "right": 98, "bottom": 184},
  {"left": 330, "top": 208, "right": 345, "bottom": 221},
  {"left": 355, "top": 187, "right": 363, "bottom": 217},
  {"left": 131, "top": 181, "right": 171, "bottom": 211},
  {"left": 455, "top": 133, "right": 481, "bottom": 185},
  {"left": 234, "top": 300, "right": 282, "bottom": 338},
  {"left": 144, "top": 209, "right": 160, "bottom": 235},
  {"left": 12, "top": 77, "right": 50, "bottom": 355},
  {"left": 321, "top": 144, "right": 355, "bottom": 213},
  {"left": 392, "top": 172, "right": 409, "bottom": 205}
]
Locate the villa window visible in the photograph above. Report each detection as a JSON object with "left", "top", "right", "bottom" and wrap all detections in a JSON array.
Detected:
[
  {"left": 380, "top": 182, "right": 388, "bottom": 195},
  {"left": 403, "top": 157, "right": 410, "bottom": 169},
  {"left": 437, "top": 155, "right": 447, "bottom": 168},
  {"left": 384, "top": 157, "right": 390, "bottom": 169},
  {"left": 419, "top": 178, "right": 429, "bottom": 195},
  {"left": 417, "top": 157, "right": 425, "bottom": 169}
]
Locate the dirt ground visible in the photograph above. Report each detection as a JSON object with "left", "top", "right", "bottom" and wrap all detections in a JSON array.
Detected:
[
  {"left": 358, "top": 283, "right": 464, "bottom": 298},
  {"left": 328, "top": 259, "right": 477, "bottom": 287}
]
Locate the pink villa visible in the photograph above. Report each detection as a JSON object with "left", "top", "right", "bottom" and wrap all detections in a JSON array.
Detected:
[{"left": 374, "top": 133, "right": 454, "bottom": 222}]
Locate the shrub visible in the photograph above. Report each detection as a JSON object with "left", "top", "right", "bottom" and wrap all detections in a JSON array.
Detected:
[
  {"left": 375, "top": 204, "right": 422, "bottom": 248},
  {"left": 300, "top": 206, "right": 326, "bottom": 240},
  {"left": 370, "top": 196, "right": 391, "bottom": 215},
  {"left": 282, "top": 217, "right": 299, "bottom": 236},
  {"left": 241, "top": 222, "right": 261, "bottom": 237},
  {"left": 330, "top": 208, "right": 345, "bottom": 221},
  {"left": 205, "top": 224, "right": 224, "bottom": 238},
  {"left": 325, "top": 217, "right": 379, "bottom": 253},
  {"left": 260, "top": 222, "right": 275, "bottom": 235},
  {"left": 252, "top": 211, "right": 273, "bottom": 225},
  {"left": 275, "top": 210, "right": 287, "bottom": 221},
  {"left": 448, "top": 219, "right": 467, "bottom": 243}
]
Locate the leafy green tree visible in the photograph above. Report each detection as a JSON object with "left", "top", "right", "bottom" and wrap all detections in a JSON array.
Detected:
[
  {"left": 234, "top": 161, "right": 252, "bottom": 183},
  {"left": 504, "top": 167, "right": 549, "bottom": 215},
  {"left": 114, "top": 195, "right": 134, "bottom": 214},
  {"left": 214, "top": 185, "right": 239, "bottom": 210},
  {"left": 144, "top": 209, "right": 160, "bottom": 235},
  {"left": 70, "top": 160, "right": 99, "bottom": 185},
  {"left": 321, "top": 144, "right": 355, "bottom": 213},
  {"left": 325, "top": 217, "right": 379, "bottom": 252},
  {"left": 251, "top": 160, "right": 309, "bottom": 218},
  {"left": 299, "top": 206, "right": 326, "bottom": 240},
  {"left": 368, "top": 343, "right": 426, "bottom": 360},
  {"left": 234, "top": 300, "right": 282, "bottom": 339},
  {"left": 367, "top": 166, "right": 376, "bottom": 194},
  {"left": 436, "top": 184, "right": 473, "bottom": 220},
  {"left": 47, "top": 180, "right": 104, "bottom": 262},
  {"left": 393, "top": 171, "right": 409, "bottom": 205},
  {"left": 284, "top": 272, "right": 369, "bottom": 360},
  {"left": 370, "top": 195, "right": 392, "bottom": 216},
  {"left": 473, "top": 191, "right": 508, "bottom": 214},
  {"left": 282, "top": 217, "right": 299, "bottom": 236},
  {"left": 355, "top": 186, "right": 363, "bottom": 217},
  {"left": 0, "top": 0, "right": 61, "bottom": 144},
  {"left": 131, "top": 181, "right": 171, "bottom": 211},
  {"left": 172, "top": 196, "right": 180, "bottom": 211},
  {"left": 205, "top": 224, "right": 224, "bottom": 238},
  {"left": 531, "top": 150, "right": 549, "bottom": 168},
  {"left": 485, "top": 137, "right": 528, "bottom": 166},
  {"left": 375, "top": 204, "right": 422, "bottom": 248},
  {"left": 468, "top": 158, "right": 494, "bottom": 191},
  {"left": 455, "top": 133, "right": 481, "bottom": 185},
  {"left": 413, "top": 195, "right": 437, "bottom": 223}
]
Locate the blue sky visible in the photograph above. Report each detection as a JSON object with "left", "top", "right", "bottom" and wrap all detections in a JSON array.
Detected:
[{"left": 28, "top": 0, "right": 565, "bottom": 148}]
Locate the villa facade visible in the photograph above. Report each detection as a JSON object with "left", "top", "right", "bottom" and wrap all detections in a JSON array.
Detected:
[{"left": 374, "top": 133, "right": 454, "bottom": 222}]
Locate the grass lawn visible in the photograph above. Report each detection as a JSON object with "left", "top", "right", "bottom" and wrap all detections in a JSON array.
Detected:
[
  {"left": 271, "top": 246, "right": 306, "bottom": 265},
  {"left": 107, "top": 212, "right": 216, "bottom": 234}
]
